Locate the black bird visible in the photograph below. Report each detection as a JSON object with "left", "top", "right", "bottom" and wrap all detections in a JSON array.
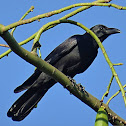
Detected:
[{"left": 7, "top": 25, "right": 120, "bottom": 121}]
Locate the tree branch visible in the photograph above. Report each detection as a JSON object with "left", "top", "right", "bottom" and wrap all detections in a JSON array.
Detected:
[{"left": 10, "top": 6, "right": 34, "bottom": 36}]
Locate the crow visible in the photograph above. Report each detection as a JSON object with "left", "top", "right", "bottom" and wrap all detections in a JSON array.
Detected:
[{"left": 7, "top": 24, "right": 120, "bottom": 121}]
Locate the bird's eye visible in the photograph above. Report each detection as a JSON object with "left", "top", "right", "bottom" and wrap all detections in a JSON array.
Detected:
[{"left": 100, "top": 27, "right": 103, "bottom": 30}]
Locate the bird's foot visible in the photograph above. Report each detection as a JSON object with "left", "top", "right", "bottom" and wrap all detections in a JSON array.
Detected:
[
  {"left": 67, "top": 76, "right": 77, "bottom": 86},
  {"left": 76, "top": 83, "right": 85, "bottom": 93},
  {"left": 67, "top": 76, "right": 86, "bottom": 93}
]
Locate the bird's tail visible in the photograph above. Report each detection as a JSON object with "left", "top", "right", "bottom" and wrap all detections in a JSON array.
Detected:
[{"left": 7, "top": 79, "right": 55, "bottom": 121}]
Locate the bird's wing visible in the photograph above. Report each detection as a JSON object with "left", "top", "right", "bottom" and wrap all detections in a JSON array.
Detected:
[
  {"left": 14, "top": 35, "right": 79, "bottom": 93},
  {"left": 45, "top": 35, "right": 79, "bottom": 64}
]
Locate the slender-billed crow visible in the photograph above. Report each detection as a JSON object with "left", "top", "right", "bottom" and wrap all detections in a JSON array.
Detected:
[{"left": 7, "top": 24, "right": 120, "bottom": 121}]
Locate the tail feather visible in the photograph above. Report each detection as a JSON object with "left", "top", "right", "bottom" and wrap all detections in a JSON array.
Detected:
[
  {"left": 8, "top": 71, "right": 56, "bottom": 121},
  {"left": 7, "top": 84, "right": 48, "bottom": 121}
]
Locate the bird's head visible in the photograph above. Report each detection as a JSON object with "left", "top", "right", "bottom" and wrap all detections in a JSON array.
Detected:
[{"left": 90, "top": 24, "right": 120, "bottom": 42}]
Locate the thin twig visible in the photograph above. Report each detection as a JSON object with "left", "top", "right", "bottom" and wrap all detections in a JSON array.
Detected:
[
  {"left": 0, "top": 44, "right": 9, "bottom": 48},
  {"left": 101, "top": 75, "right": 114, "bottom": 101},
  {"left": 107, "top": 84, "right": 126, "bottom": 105},
  {"left": 10, "top": 6, "right": 34, "bottom": 36}
]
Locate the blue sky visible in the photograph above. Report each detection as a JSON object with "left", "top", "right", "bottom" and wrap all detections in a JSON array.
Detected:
[{"left": 0, "top": 0, "right": 126, "bottom": 126}]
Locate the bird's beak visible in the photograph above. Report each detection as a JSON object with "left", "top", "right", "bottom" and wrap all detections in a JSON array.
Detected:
[{"left": 106, "top": 28, "right": 121, "bottom": 35}]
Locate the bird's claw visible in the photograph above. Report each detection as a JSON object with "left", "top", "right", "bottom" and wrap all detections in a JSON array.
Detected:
[
  {"left": 67, "top": 76, "right": 85, "bottom": 93},
  {"left": 67, "top": 76, "right": 77, "bottom": 86},
  {"left": 76, "top": 83, "right": 85, "bottom": 93}
]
